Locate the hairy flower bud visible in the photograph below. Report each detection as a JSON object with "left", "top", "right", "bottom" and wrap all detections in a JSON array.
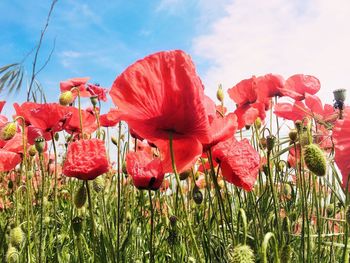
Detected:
[
  {"left": 74, "top": 184, "right": 87, "bottom": 209},
  {"left": 192, "top": 186, "right": 203, "bottom": 205},
  {"left": 227, "top": 244, "right": 255, "bottom": 263},
  {"left": 0, "top": 122, "right": 16, "bottom": 141},
  {"left": 93, "top": 176, "right": 104, "bottom": 192},
  {"left": 280, "top": 245, "right": 292, "bottom": 263},
  {"left": 10, "top": 226, "right": 24, "bottom": 247},
  {"left": 304, "top": 144, "right": 326, "bottom": 176},
  {"left": 28, "top": 145, "right": 37, "bottom": 157},
  {"left": 59, "top": 91, "right": 74, "bottom": 106},
  {"left": 216, "top": 84, "right": 224, "bottom": 103},
  {"left": 266, "top": 135, "right": 276, "bottom": 152}
]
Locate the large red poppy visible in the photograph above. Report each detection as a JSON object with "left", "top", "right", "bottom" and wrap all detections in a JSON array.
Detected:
[
  {"left": 280, "top": 74, "right": 320, "bottom": 101},
  {"left": 63, "top": 139, "right": 109, "bottom": 180},
  {"left": 99, "top": 108, "right": 120, "bottom": 127},
  {"left": 333, "top": 106, "right": 350, "bottom": 190},
  {"left": 126, "top": 150, "right": 164, "bottom": 190},
  {"left": 212, "top": 137, "right": 260, "bottom": 191},
  {"left": 0, "top": 149, "right": 21, "bottom": 172},
  {"left": 87, "top": 83, "right": 108, "bottom": 102},
  {"left": 234, "top": 102, "right": 266, "bottom": 129},
  {"left": 110, "top": 50, "right": 211, "bottom": 173}
]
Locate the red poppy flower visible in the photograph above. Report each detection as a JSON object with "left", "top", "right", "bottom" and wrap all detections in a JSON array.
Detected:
[
  {"left": 280, "top": 74, "right": 320, "bottom": 101},
  {"left": 228, "top": 76, "right": 258, "bottom": 107},
  {"left": 255, "top": 74, "right": 285, "bottom": 103},
  {"left": 60, "top": 77, "right": 90, "bottom": 98},
  {"left": 64, "top": 107, "right": 97, "bottom": 135},
  {"left": 203, "top": 113, "right": 237, "bottom": 151},
  {"left": 126, "top": 150, "right": 164, "bottom": 190},
  {"left": 24, "top": 103, "right": 70, "bottom": 135},
  {"left": 212, "top": 137, "right": 260, "bottom": 191},
  {"left": 110, "top": 50, "right": 211, "bottom": 173},
  {"left": 99, "top": 109, "right": 120, "bottom": 127},
  {"left": 0, "top": 149, "right": 21, "bottom": 172},
  {"left": 63, "top": 139, "right": 109, "bottom": 180},
  {"left": 87, "top": 83, "right": 108, "bottom": 102},
  {"left": 333, "top": 106, "right": 350, "bottom": 189},
  {"left": 234, "top": 102, "right": 266, "bottom": 129},
  {"left": 13, "top": 102, "right": 38, "bottom": 126},
  {"left": 274, "top": 94, "right": 336, "bottom": 123}
]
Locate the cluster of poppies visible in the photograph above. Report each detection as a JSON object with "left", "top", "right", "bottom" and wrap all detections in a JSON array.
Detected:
[{"left": 0, "top": 49, "right": 348, "bottom": 194}]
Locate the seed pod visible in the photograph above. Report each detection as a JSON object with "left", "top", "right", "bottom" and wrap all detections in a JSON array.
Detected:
[
  {"left": 74, "top": 184, "right": 87, "bottom": 209},
  {"left": 90, "top": 95, "right": 98, "bottom": 107},
  {"left": 0, "top": 122, "right": 16, "bottom": 141},
  {"left": 304, "top": 144, "right": 326, "bottom": 176},
  {"left": 34, "top": 136, "right": 45, "bottom": 154},
  {"left": 59, "top": 91, "right": 74, "bottom": 106},
  {"left": 72, "top": 216, "right": 83, "bottom": 235},
  {"left": 10, "top": 226, "right": 24, "bottom": 247},
  {"left": 266, "top": 135, "right": 276, "bottom": 152},
  {"left": 333, "top": 88, "right": 347, "bottom": 102},
  {"left": 6, "top": 246, "right": 19, "bottom": 263},
  {"left": 227, "top": 244, "right": 255, "bottom": 263},
  {"left": 288, "top": 129, "right": 298, "bottom": 142}
]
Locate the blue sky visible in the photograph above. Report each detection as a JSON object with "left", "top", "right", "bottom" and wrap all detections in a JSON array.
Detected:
[{"left": 1, "top": 0, "right": 350, "bottom": 109}]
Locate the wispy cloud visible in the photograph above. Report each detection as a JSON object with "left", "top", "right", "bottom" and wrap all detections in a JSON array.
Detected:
[{"left": 193, "top": 0, "right": 350, "bottom": 104}]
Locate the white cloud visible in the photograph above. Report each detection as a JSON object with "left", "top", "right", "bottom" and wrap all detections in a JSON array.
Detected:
[{"left": 193, "top": 0, "right": 350, "bottom": 105}]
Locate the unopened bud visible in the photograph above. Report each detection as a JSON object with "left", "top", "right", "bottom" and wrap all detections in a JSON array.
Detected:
[
  {"left": 192, "top": 186, "right": 203, "bottom": 205},
  {"left": 255, "top": 117, "right": 262, "bottom": 129},
  {"left": 93, "top": 176, "right": 104, "bottom": 192},
  {"left": 90, "top": 95, "right": 98, "bottom": 107},
  {"left": 288, "top": 129, "right": 298, "bottom": 142},
  {"left": 216, "top": 84, "right": 224, "bottom": 103},
  {"left": 111, "top": 136, "right": 118, "bottom": 146},
  {"left": 227, "top": 244, "right": 255, "bottom": 263},
  {"left": 59, "top": 91, "right": 74, "bottom": 106},
  {"left": 74, "top": 184, "right": 87, "bottom": 209},
  {"left": 179, "top": 169, "right": 191, "bottom": 180},
  {"left": 10, "top": 226, "right": 24, "bottom": 247},
  {"left": 0, "top": 122, "right": 16, "bottom": 140},
  {"left": 6, "top": 246, "right": 19, "bottom": 263},
  {"left": 304, "top": 144, "right": 326, "bottom": 176},
  {"left": 28, "top": 145, "right": 37, "bottom": 157},
  {"left": 266, "top": 135, "right": 276, "bottom": 152}
]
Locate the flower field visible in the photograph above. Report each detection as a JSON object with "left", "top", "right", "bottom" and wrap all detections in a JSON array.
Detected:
[{"left": 0, "top": 49, "right": 349, "bottom": 263}]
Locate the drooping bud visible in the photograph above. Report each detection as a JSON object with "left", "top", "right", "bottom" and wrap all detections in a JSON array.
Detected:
[
  {"left": 227, "top": 244, "right": 255, "bottom": 263},
  {"left": 34, "top": 136, "right": 45, "bottom": 154},
  {"left": 0, "top": 122, "right": 17, "bottom": 141},
  {"left": 122, "top": 162, "right": 128, "bottom": 175},
  {"left": 266, "top": 135, "right": 276, "bottom": 153},
  {"left": 303, "top": 144, "right": 326, "bottom": 176},
  {"left": 288, "top": 129, "right": 298, "bottom": 143},
  {"left": 255, "top": 117, "right": 262, "bottom": 130},
  {"left": 6, "top": 246, "right": 19, "bottom": 263},
  {"left": 72, "top": 216, "right": 83, "bottom": 235},
  {"left": 59, "top": 91, "right": 74, "bottom": 106},
  {"left": 216, "top": 84, "right": 224, "bottom": 103},
  {"left": 10, "top": 226, "right": 24, "bottom": 247},
  {"left": 93, "top": 176, "right": 104, "bottom": 192},
  {"left": 259, "top": 137, "right": 267, "bottom": 150},
  {"left": 111, "top": 136, "right": 118, "bottom": 146},
  {"left": 192, "top": 186, "right": 203, "bottom": 205},
  {"left": 74, "top": 184, "right": 87, "bottom": 209},
  {"left": 326, "top": 204, "right": 335, "bottom": 217}
]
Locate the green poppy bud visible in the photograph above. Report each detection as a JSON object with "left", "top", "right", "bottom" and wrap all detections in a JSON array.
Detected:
[
  {"left": 74, "top": 184, "right": 87, "bottom": 209},
  {"left": 93, "top": 176, "right": 104, "bottom": 192},
  {"left": 10, "top": 226, "right": 24, "bottom": 247},
  {"left": 34, "top": 136, "right": 45, "bottom": 154},
  {"left": 304, "top": 144, "right": 326, "bottom": 176},
  {"left": 72, "top": 216, "right": 83, "bottom": 235},
  {"left": 59, "top": 91, "right": 74, "bottom": 106},
  {"left": 216, "top": 84, "right": 224, "bottom": 103},
  {"left": 6, "top": 246, "right": 19, "bottom": 263},
  {"left": 227, "top": 244, "right": 255, "bottom": 263}
]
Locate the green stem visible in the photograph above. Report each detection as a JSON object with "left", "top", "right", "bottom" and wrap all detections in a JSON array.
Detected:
[
  {"left": 85, "top": 180, "right": 96, "bottom": 261},
  {"left": 148, "top": 189, "right": 154, "bottom": 263},
  {"left": 169, "top": 134, "right": 202, "bottom": 261}
]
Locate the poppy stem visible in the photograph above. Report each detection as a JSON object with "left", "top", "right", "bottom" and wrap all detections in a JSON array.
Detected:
[
  {"left": 148, "top": 189, "right": 154, "bottom": 263},
  {"left": 51, "top": 131, "right": 59, "bottom": 260},
  {"left": 85, "top": 180, "right": 96, "bottom": 260},
  {"left": 38, "top": 153, "right": 46, "bottom": 263},
  {"left": 169, "top": 134, "right": 202, "bottom": 261}
]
